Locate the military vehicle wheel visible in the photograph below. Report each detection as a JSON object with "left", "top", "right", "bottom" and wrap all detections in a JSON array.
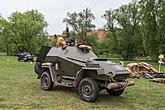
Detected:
[
  {"left": 106, "top": 89, "right": 124, "bottom": 96},
  {"left": 78, "top": 78, "right": 99, "bottom": 102},
  {"left": 41, "top": 71, "right": 54, "bottom": 90}
]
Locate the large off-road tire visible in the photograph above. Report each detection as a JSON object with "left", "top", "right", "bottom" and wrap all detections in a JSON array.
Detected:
[
  {"left": 106, "top": 89, "right": 124, "bottom": 96},
  {"left": 41, "top": 71, "right": 54, "bottom": 90},
  {"left": 78, "top": 78, "right": 99, "bottom": 102},
  {"left": 34, "top": 63, "right": 44, "bottom": 75}
]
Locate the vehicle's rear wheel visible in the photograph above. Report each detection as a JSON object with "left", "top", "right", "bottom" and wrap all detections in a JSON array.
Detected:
[
  {"left": 41, "top": 71, "right": 54, "bottom": 90},
  {"left": 106, "top": 89, "right": 124, "bottom": 96},
  {"left": 78, "top": 78, "right": 99, "bottom": 102}
]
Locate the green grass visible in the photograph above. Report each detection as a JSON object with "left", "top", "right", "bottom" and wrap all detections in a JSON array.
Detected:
[{"left": 0, "top": 56, "right": 165, "bottom": 110}]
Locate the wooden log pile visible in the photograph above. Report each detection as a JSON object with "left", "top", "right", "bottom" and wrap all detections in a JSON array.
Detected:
[
  {"left": 126, "top": 62, "right": 165, "bottom": 83},
  {"left": 149, "top": 78, "right": 165, "bottom": 83},
  {"left": 126, "top": 62, "right": 158, "bottom": 78}
]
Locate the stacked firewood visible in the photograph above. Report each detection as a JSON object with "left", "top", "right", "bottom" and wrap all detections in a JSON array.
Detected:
[
  {"left": 126, "top": 62, "right": 165, "bottom": 83},
  {"left": 149, "top": 78, "right": 165, "bottom": 83},
  {"left": 126, "top": 62, "right": 157, "bottom": 78}
]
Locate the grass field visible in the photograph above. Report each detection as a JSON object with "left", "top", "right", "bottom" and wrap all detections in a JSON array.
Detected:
[{"left": 0, "top": 56, "right": 165, "bottom": 110}]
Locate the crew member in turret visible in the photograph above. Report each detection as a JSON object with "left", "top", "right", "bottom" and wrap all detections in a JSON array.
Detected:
[{"left": 55, "top": 34, "right": 67, "bottom": 49}]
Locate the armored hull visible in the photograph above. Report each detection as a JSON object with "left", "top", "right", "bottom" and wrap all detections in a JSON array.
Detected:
[{"left": 34, "top": 46, "right": 134, "bottom": 102}]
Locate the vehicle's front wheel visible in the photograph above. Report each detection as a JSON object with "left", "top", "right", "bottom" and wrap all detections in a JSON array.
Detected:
[
  {"left": 41, "top": 71, "right": 54, "bottom": 90},
  {"left": 106, "top": 89, "right": 124, "bottom": 96},
  {"left": 78, "top": 78, "right": 99, "bottom": 102}
]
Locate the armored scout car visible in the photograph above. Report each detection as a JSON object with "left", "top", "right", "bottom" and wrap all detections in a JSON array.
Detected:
[{"left": 34, "top": 46, "right": 134, "bottom": 102}]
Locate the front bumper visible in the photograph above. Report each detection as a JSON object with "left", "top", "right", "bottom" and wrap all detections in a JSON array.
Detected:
[{"left": 105, "top": 80, "right": 134, "bottom": 89}]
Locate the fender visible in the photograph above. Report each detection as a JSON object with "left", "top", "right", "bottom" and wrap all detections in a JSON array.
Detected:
[{"left": 41, "top": 63, "right": 57, "bottom": 82}]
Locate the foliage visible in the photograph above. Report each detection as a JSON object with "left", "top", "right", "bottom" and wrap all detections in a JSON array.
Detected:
[
  {"left": 84, "top": 32, "right": 99, "bottom": 53},
  {"left": 97, "top": 32, "right": 112, "bottom": 57},
  {"left": 0, "top": 18, "right": 11, "bottom": 54},
  {"left": 157, "top": 0, "right": 165, "bottom": 53},
  {"left": 139, "top": 0, "right": 158, "bottom": 61},
  {"left": 103, "top": 0, "right": 143, "bottom": 60},
  {"left": 101, "top": 0, "right": 165, "bottom": 61},
  {"left": 102, "top": 10, "right": 120, "bottom": 55},
  {"left": 63, "top": 8, "right": 95, "bottom": 39},
  {"left": 138, "top": 0, "right": 165, "bottom": 61},
  {"left": 0, "top": 10, "right": 48, "bottom": 55},
  {"left": 46, "top": 39, "right": 56, "bottom": 47},
  {"left": 65, "top": 26, "right": 70, "bottom": 38}
]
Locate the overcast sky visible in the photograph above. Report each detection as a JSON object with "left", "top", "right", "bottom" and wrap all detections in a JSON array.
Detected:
[{"left": 0, "top": 0, "right": 132, "bottom": 35}]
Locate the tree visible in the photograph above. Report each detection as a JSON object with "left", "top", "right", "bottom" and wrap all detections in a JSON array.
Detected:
[
  {"left": 84, "top": 32, "right": 99, "bottom": 53},
  {"left": 139, "top": 0, "right": 160, "bottom": 61},
  {"left": 65, "top": 26, "right": 70, "bottom": 38},
  {"left": 63, "top": 8, "right": 95, "bottom": 39},
  {"left": 0, "top": 10, "right": 48, "bottom": 55},
  {"left": 102, "top": 10, "right": 121, "bottom": 54},
  {"left": 98, "top": 32, "right": 113, "bottom": 57},
  {"left": 157, "top": 0, "right": 165, "bottom": 53},
  {"left": 103, "top": 0, "right": 142, "bottom": 60},
  {"left": 0, "top": 18, "right": 11, "bottom": 54},
  {"left": 0, "top": 14, "right": 4, "bottom": 52}
]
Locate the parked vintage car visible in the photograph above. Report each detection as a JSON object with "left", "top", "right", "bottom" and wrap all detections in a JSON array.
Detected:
[{"left": 17, "top": 52, "right": 34, "bottom": 62}]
